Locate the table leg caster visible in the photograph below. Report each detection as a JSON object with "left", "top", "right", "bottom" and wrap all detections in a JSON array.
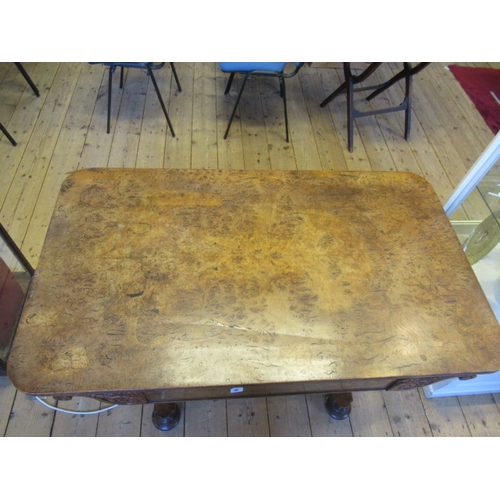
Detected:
[
  {"left": 152, "top": 403, "right": 182, "bottom": 431},
  {"left": 324, "top": 393, "right": 353, "bottom": 420}
]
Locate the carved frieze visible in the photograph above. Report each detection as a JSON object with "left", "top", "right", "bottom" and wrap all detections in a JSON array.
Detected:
[
  {"left": 88, "top": 392, "right": 148, "bottom": 405},
  {"left": 387, "top": 377, "right": 451, "bottom": 391}
]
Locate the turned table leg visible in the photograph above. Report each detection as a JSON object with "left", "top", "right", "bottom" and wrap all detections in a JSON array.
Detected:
[
  {"left": 324, "top": 393, "right": 353, "bottom": 420},
  {"left": 152, "top": 402, "right": 182, "bottom": 431}
]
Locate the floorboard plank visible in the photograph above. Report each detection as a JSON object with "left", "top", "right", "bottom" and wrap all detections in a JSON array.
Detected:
[
  {"left": 286, "top": 66, "right": 322, "bottom": 171},
  {"left": 0, "top": 63, "right": 30, "bottom": 126},
  {"left": 227, "top": 397, "right": 270, "bottom": 437},
  {"left": 317, "top": 67, "right": 373, "bottom": 171},
  {"left": 192, "top": 62, "right": 218, "bottom": 170},
  {"left": 434, "top": 63, "right": 495, "bottom": 149},
  {"left": 419, "top": 390, "right": 472, "bottom": 436},
  {"left": 50, "top": 397, "right": 100, "bottom": 437},
  {"left": 349, "top": 391, "right": 394, "bottom": 437},
  {"left": 107, "top": 67, "right": 148, "bottom": 168},
  {"left": 0, "top": 376, "right": 16, "bottom": 436},
  {"left": 184, "top": 399, "right": 228, "bottom": 437},
  {"left": 165, "top": 62, "right": 194, "bottom": 169},
  {"left": 493, "top": 393, "right": 500, "bottom": 410},
  {"left": 306, "top": 393, "right": 353, "bottom": 437},
  {"left": 2, "top": 63, "right": 79, "bottom": 251},
  {"left": 140, "top": 403, "right": 186, "bottom": 437},
  {"left": 215, "top": 67, "right": 245, "bottom": 171},
  {"left": 0, "top": 63, "right": 59, "bottom": 225},
  {"left": 238, "top": 77, "right": 273, "bottom": 171},
  {"left": 382, "top": 390, "right": 433, "bottom": 437},
  {"left": 298, "top": 69, "right": 348, "bottom": 171},
  {"left": 22, "top": 64, "right": 101, "bottom": 266},
  {"left": 259, "top": 77, "right": 297, "bottom": 171},
  {"left": 95, "top": 404, "right": 142, "bottom": 437},
  {"left": 457, "top": 394, "right": 500, "bottom": 437},
  {"left": 79, "top": 65, "right": 115, "bottom": 170},
  {"left": 267, "top": 395, "right": 312, "bottom": 437},
  {"left": 5, "top": 392, "right": 54, "bottom": 437},
  {"left": 135, "top": 69, "right": 169, "bottom": 169}
]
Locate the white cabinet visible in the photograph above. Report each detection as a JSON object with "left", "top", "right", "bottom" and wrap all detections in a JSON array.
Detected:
[{"left": 425, "top": 133, "right": 500, "bottom": 397}]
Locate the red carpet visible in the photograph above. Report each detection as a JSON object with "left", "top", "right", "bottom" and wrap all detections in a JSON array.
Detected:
[{"left": 448, "top": 65, "right": 500, "bottom": 134}]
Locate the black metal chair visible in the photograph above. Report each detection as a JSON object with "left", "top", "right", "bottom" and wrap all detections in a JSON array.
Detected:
[
  {"left": 0, "top": 63, "right": 40, "bottom": 146},
  {"left": 90, "top": 63, "right": 181, "bottom": 136},
  {"left": 320, "top": 62, "right": 430, "bottom": 151},
  {"left": 219, "top": 62, "right": 304, "bottom": 142}
]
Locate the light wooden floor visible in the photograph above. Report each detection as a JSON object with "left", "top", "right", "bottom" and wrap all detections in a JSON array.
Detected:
[{"left": 1, "top": 62, "right": 500, "bottom": 437}]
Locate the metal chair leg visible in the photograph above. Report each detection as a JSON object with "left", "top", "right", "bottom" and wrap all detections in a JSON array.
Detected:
[
  {"left": 404, "top": 71, "right": 413, "bottom": 140},
  {"left": 107, "top": 67, "right": 113, "bottom": 134},
  {"left": 170, "top": 63, "right": 182, "bottom": 92},
  {"left": 148, "top": 69, "right": 175, "bottom": 137},
  {"left": 1, "top": 64, "right": 40, "bottom": 145},
  {"left": 320, "top": 62, "right": 426, "bottom": 151},
  {"left": 281, "top": 77, "right": 289, "bottom": 142},
  {"left": 320, "top": 81, "right": 347, "bottom": 108},
  {"left": 224, "top": 73, "right": 235, "bottom": 95},
  {"left": 14, "top": 63, "right": 40, "bottom": 97},
  {"left": 224, "top": 73, "right": 250, "bottom": 139},
  {"left": 0, "top": 122, "right": 17, "bottom": 146},
  {"left": 366, "top": 62, "right": 429, "bottom": 102},
  {"left": 345, "top": 67, "right": 355, "bottom": 152},
  {"left": 320, "top": 63, "right": 382, "bottom": 108}
]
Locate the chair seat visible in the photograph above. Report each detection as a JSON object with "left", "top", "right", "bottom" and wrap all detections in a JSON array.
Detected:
[
  {"left": 220, "top": 62, "right": 287, "bottom": 73},
  {"left": 99, "top": 62, "right": 156, "bottom": 69}
]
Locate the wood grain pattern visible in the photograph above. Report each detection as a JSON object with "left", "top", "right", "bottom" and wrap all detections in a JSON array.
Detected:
[{"left": 7, "top": 168, "right": 500, "bottom": 404}]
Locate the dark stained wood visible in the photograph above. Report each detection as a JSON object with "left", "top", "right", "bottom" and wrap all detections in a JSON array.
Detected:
[
  {"left": 6, "top": 169, "right": 500, "bottom": 418},
  {"left": 324, "top": 393, "right": 353, "bottom": 420},
  {"left": 0, "top": 258, "right": 23, "bottom": 353},
  {"left": 152, "top": 403, "right": 182, "bottom": 431}
]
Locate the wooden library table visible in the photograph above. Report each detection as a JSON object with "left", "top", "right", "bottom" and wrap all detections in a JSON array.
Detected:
[{"left": 7, "top": 169, "right": 500, "bottom": 430}]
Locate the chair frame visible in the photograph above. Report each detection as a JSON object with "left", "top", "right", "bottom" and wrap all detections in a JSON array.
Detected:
[
  {"left": 222, "top": 63, "right": 304, "bottom": 142},
  {"left": 0, "top": 123, "right": 17, "bottom": 146},
  {"left": 96, "top": 62, "right": 181, "bottom": 136},
  {"left": 320, "top": 62, "right": 430, "bottom": 152}
]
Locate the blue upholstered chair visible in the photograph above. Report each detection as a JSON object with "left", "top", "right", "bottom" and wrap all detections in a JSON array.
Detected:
[
  {"left": 219, "top": 62, "right": 303, "bottom": 142},
  {"left": 90, "top": 63, "right": 181, "bottom": 136}
]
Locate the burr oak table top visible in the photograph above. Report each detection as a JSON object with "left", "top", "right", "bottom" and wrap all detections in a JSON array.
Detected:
[{"left": 7, "top": 168, "right": 500, "bottom": 403}]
